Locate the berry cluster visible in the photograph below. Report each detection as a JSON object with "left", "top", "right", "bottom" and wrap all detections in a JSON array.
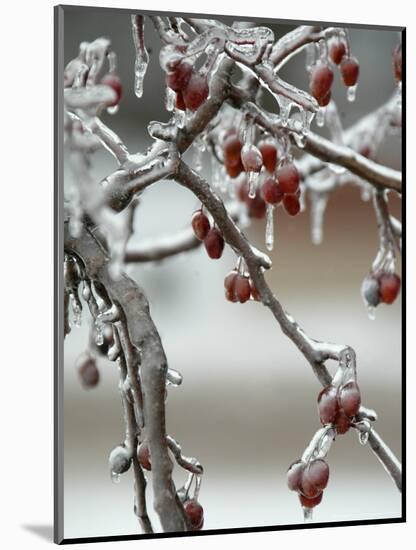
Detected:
[
  {"left": 166, "top": 59, "right": 209, "bottom": 112},
  {"left": 310, "top": 38, "right": 359, "bottom": 106},
  {"left": 362, "top": 271, "right": 401, "bottom": 309},
  {"left": 318, "top": 381, "right": 361, "bottom": 435},
  {"left": 287, "top": 458, "right": 330, "bottom": 509},
  {"left": 223, "top": 269, "right": 259, "bottom": 303},
  {"left": 191, "top": 209, "right": 225, "bottom": 259}
]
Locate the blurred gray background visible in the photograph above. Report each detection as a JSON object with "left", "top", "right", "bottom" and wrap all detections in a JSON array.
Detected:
[{"left": 63, "top": 7, "right": 402, "bottom": 540}]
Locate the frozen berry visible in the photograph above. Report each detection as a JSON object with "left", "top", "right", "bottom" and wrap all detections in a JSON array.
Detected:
[
  {"left": 259, "top": 140, "right": 278, "bottom": 173},
  {"left": 318, "top": 385, "right": 338, "bottom": 425},
  {"left": 109, "top": 445, "right": 131, "bottom": 474},
  {"left": 299, "top": 491, "right": 323, "bottom": 508},
  {"left": 247, "top": 193, "right": 267, "bottom": 219},
  {"left": 329, "top": 39, "right": 346, "bottom": 65},
  {"left": 335, "top": 410, "right": 351, "bottom": 434},
  {"left": 175, "top": 91, "right": 186, "bottom": 111},
  {"left": 184, "top": 499, "right": 204, "bottom": 530},
  {"left": 235, "top": 275, "right": 251, "bottom": 303},
  {"left": 226, "top": 160, "right": 244, "bottom": 178},
  {"left": 78, "top": 355, "right": 99, "bottom": 388},
  {"left": 378, "top": 273, "right": 401, "bottom": 304},
  {"left": 138, "top": 442, "right": 151, "bottom": 471},
  {"left": 393, "top": 44, "right": 402, "bottom": 81},
  {"left": 241, "top": 145, "right": 263, "bottom": 173},
  {"left": 305, "top": 459, "right": 329, "bottom": 491},
  {"left": 224, "top": 270, "right": 238, "bottom": 302},
  {"left": 318, "top": 90, "right": 331, "bottom": 107},
  {"left": 340, "top": 57, "right": 360, "bottom": 87},
  {"left": 287, "top": 460, "right": 305, "bottom": 492},
  {"left": 262, "top": 178, "right": 284, "bottom": 204},
  {"left": 192, "top": 210, "right": 211, "bottom": 241},
  {"left": 300, "top": 471, "right": 322, "bottom": 499},
  {"left": 101, "top": 74, "right": 122, "bottom": 106},
  {"left": 310, "top": 63, "right": 334, "bottom": 101},
  {"left": 183, "top": 73, "right": 209, "bottom": 111},
  {"left": 361, "top": 275, "right": 380, "bottom": 307},
  {"left": 283, "top": 194, "right": 301, "bottom": 216},
  {"left": 276, "top": 164, "right": 300, "bottom": 194},
  {"left": 166, "top": 61, "right": 193, "bottom": 92},
  {"left": 339, "top": 381, "right": 361, "bottom": 418},
  {"left": 224, "top": 135, "right": 243, "bottom": 168},
  {"left": 204, "top": 228, "right": 225, "bottom": 259}
]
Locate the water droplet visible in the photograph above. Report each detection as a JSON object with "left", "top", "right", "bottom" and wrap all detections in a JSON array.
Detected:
[
  {"left": 303, "top": 506, "right": 313, "bottom": 522},
  {"left": 111, "top": 471, "right": 121, "bottom": 484},
  {"left": 347, "top": 84, "right": 357, "bottom": 103},
  {"left": 359, "top": 430, "right": 369, "bottom": 445},
  {"left": 265, "top": 204, "right": 275, "bottom": 251},
  {"left": 107, "top": 104, "right": 119, "bottom": 115},
  {"left": 166, "top": 368, "right": 183, "bottom": 387}
]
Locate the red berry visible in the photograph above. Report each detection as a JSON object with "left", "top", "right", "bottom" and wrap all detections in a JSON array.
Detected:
[
  {"left": 237, "top": 181, "right": 249, "bottom": 203},
  {"left": 318, "top": 90, "right": 331, "bottom": 107},
  {"left": 335, "top": 410, "right": 351, "bottom": 434},
  {"left": 287, "top": 460, "right": 305, "bottom": 492},
  {"left": 224, "top": 270, "right": 238, "bottom": 302},
  {"left": 276, "top": 164, "right": 300, "bottom": 194},
  {"left": 300, "top": 471, "right": 322, "bottom": 499},
  {"left": 258, "top": 141, "right": 278, "bottom": 173},
  {"left": 359, "top": 144, "right": 372, "bottom": 158},
  {"left": 166, "top": 61, "right": 193, "bottom": 92},
  {"left": 305, "top": 459, "right": 329, "bottom": 491},
  {"left": 340, "top": 57, "right": 360, "bottom": 87},
  {"left": 339, "top": 381, "right": 361, "bottom": 418},
  {"left": 204, "top": 228, "right": 225, "bottom": 259},
  {"left": 262, "top": 178, "right": 284, "bottom": 204},
  {"left": 247, "top": 193, "right": 267, "bottom": 219},
  {"left": 138, "top": 443, "right": 151, "bottom": 471},
  {"left": 283, "top": 194, "right": 301, "bottom": 216},
  {"left": 310, "top": 63, "right": 334, "bottom": 101},
  {"left": 378, "top": 273, "right": 401, "bottom": 304},
  {"left": 101, "top": 74, "right": 122, "bottom": 106},
  {"left": 234, "top": 275, "right": 251, "bottom": 303},
  {"left": 224, "top": 135, "right": 243, "bottom": 168},
  {"left": 393, "top": 44, "right": 402, "bottom": 81},
  {"left": 318, "top": 385, "right": 339, "bottom": 425},
  {"left": 191, "top": 210, "right": 210, "bottom": 241},
  {"left": 329, "top": 39, "right": 346, "bottom": 65},
  {"left": 226, "top": 160, "right": 244, "bottom": 178},
  {"left": 78, "top": 356, "right": 99, "bottom": 388},
  {"left": 241, "top": 145, "right": 263, "bottom": 173},
  {"left": 175, "top": 91, "right": 186, "bottom": 111},
  {"left": 299, "top": 492, "right": 323, "bottom": 508},
  {"left": 183, "top": 73, "right": 209, "bottom": 111},
  {"left": 184, "top": 499, "right": 204, "bottom": 530}
]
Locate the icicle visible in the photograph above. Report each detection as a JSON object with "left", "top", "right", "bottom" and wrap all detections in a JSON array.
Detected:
[
  {"left": 71, "top": 295, "right": 82, "bottom": 327},
  {"left": 166, "top": 368, "right": 183, "bottom": 387},
  {"left": 301, "top": 110, "right": 315, "bottom": 135},
  {"left": 131, "top": 15, "right": 149, "bottom": 99},
  {"left": 174, "top": 109, "right": 186, "bottom": 129},
  {"left": 303, "top": 506, "right": 313, "bottom": 522},
  {"left": 347, "top": 84, "right": 357, "bottom": 103},
  {"left": 367, "top": 305, "right": 376, "bottom": 321},
  {"left": 165, "top": 87, "right": 175, "bottom": 112},
  {"left": 316, "top": 107, "right": 325, "bottom": 128},
  {"left": 95, "top": 320, "right": 104, "bottom": 346},
  {"left": 310, "top": 192, "right": 328, "bottom": 245},
  {"left": 278, "top": 96, "right": 291, "bottom": 126},
  {"left": 248, "top": 171, "right": 257, "bottom": 199},
  {"left": 265, "top": 204, "right": 275, "bottom": 251}
]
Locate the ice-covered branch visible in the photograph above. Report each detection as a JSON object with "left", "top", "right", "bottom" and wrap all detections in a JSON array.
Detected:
[{"left": 125, "top": 226, "right": 200, "bottom": 263}]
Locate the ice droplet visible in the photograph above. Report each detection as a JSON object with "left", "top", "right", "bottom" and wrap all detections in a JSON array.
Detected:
[
  {"left": 111, "top": 471, "right": 121, "bottom": 484},
  {"left": 166, "top": 368, "right": 183, "bottom": 387},
  {"left": 265, "top": 204, "right": 275, "bottom": 251},
  {"left": 360, "top": 185, "right": 372, "bottom": 202},
  {"left": 367, "top": 305, "right": 376, "bottom": 321},
  {"left": 134, "top": 60, "right": 148, "bottom": 99},
  {"left": 301, "top": 110, "right": 315, "bottom": 135},
  {"left": 303, "top": 506, "right": 313, "bottom": 522},
  {"left": 248, "top": 171, "right": 257, "bottom": 199},
  {"left": 106, "top": 104, "right": 119, "bottom": 115},
  {"left": 359, "top": 430, "right": 369, "bottom": 446},
  {"left": 347, "top": 84, "right": 357, "bottom": 103},
  {"left": 316, "top": 107, "right": 325, "bottom": 128},
  {"left": 278, "top": 96, "right": 291, "bottom": 126}
]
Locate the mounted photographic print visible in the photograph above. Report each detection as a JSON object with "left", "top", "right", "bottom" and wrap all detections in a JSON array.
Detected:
[{"left": 55, "top": 4, "right": 405, "bottom": 544}]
